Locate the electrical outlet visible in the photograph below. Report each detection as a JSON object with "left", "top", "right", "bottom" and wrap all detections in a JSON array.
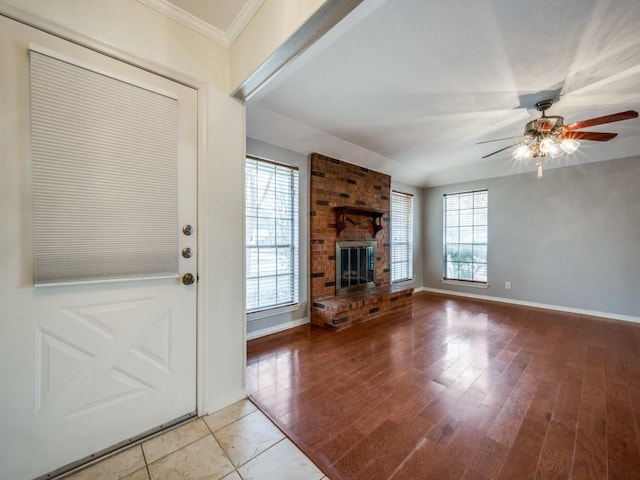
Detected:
[{"left": 505, "top": 281, "right": 512, "bottom": 290}]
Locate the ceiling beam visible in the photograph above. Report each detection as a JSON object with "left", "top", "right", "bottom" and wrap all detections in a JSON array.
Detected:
[{"left": 232, "top": 0, "right": 363, "bottom": 101}]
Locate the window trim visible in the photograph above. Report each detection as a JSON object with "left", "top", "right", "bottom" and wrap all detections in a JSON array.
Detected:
[
  {"left": 391, "top": 190, "right": 414, "bottom": 283},
  {"left": 442, "top": 279, "right": 489, "bottom": 289},
  {"left": 246, "top": 302, "right": 300, "bottom": 321},
  {"left": 246, "top": 154, "right": 299, "bottom": 171},
  {"left": 245, "top": 155, "right": 300, "bottom": 313},
  {"left": 442, "top": 188, "right": 488, "bottom": 285}
]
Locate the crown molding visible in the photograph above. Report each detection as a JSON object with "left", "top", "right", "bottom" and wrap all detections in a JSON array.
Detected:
[
  {"left": 226, "top": 0, "right": 264, "bottom": 45},
  {"left": 136, "top": 0, "right": 263, "bottom": 47}
]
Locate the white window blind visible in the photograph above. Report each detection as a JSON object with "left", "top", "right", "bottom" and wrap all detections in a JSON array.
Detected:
[
  {"left": 30, "top": 51, "right": 179, "bottom": 285},
  {"left": 245, "top": 157, "right": 299, "bottom": 313},
  {"left": 443, "top": 189, "right": 488, "bottom": 283},
  {"left": 391, "top": 191, "right": 414, "bottom": 282}
]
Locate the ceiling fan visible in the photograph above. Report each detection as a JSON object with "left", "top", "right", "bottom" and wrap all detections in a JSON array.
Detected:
[{"left": 478, "top": 99, "right": 638, "bottom": 177}]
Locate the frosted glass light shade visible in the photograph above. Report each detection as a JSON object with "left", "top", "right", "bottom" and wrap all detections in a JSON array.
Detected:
[
  {"left": 539, "top": 137, "right": 555, "bottom": 153},
  {"left": 512, "top": 144, "right": 532, "bottom": 160},
  {"left": 560, "top": 138, "right": 580, "bottom": 154},
  {"left": 549, "top": 143, "right": 563, "bottom": 158}
]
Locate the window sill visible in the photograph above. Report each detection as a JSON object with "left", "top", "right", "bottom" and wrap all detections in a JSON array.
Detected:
[
  {"left": 392, "top": 278, "right": 414, "bottom": 286},
  {"left": 442, "top": 279, "right": 488, "bottom": 289},
  {"left": 247, "top": 303, "right": 300, "bottom": 322}
]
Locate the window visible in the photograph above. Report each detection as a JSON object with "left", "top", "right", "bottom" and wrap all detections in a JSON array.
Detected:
[
  {"left": 391, "top": 191, "right": 414, "bottom": 282},
  {"left": 443, "top": 189, "right": 488, "bottom": 283},
  {"left": 245, "top": 157, "right": 299, "bottom": 312}
]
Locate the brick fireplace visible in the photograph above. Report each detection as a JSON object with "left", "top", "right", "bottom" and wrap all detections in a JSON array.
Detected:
[{"left": 310, "top": 153, "right": 412, "bottom": 330}]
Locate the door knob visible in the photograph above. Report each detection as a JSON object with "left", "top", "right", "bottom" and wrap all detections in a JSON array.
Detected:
[{"left": 182, "top": 273, "right": 195, "bottom": 285}]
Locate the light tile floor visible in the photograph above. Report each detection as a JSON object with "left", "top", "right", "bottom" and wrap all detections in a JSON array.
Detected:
[{"left": 62, "top": 400, "right": 328, "bottom": 480}]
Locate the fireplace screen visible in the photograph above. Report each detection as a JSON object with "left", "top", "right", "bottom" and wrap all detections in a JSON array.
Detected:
[{"left": 336, "top": 241, "right": 376, "bottom": 292}]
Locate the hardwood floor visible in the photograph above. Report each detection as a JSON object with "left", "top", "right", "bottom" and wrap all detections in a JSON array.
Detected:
[{"left": 246, "top": 292, "right": 640, "bottom": 480}]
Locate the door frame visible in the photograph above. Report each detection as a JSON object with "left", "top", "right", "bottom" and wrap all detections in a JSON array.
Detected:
[{"left": 0, "top": 6, "right": 209, "bottom": 416}]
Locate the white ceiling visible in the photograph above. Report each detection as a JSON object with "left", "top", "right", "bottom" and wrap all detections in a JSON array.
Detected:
[
  {"left": 245, "top": 0, "right": 640, "bottom": 187},
  {"left": 155, "top": 0, "right": 640, "bottom": 187}
]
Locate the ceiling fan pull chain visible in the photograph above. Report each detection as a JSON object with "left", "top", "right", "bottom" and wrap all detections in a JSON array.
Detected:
[{"left": 536, "top": 161, "right": 543, "bottom": 179}]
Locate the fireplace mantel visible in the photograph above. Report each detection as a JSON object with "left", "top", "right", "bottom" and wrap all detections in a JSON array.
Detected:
[{"left": 334, "top": 206, "right": 387, "bottom": 237}]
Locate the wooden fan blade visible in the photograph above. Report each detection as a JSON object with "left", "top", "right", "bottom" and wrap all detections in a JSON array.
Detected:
[
  {"left": 481, "top": 142, "right": 521, "bottom": 159},
  {"left": 476, "top": 135, "right": 523, "bottom": 145},
  {"left": 565, "top": 110, "right": 638, "bottom": 131},
  {"left": 562, "top": 131, "right": 618, "bottom": 141}
]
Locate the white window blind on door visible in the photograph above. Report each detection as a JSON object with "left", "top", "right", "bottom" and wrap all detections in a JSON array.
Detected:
[
  {"left": 391, "top": 191, "right": 413, "bottom": 283},
  {"left": 30, "top": 51, "right": 179, "bottom": 285}
]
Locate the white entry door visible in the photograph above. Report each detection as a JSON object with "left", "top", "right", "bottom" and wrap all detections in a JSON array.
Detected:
[{"left": 0, "top": 16, "right": 198, "bottom": 480}]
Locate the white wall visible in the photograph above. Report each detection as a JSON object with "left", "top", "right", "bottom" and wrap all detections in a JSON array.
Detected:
[
  {"left": 0, "top": 0, "right": 246, "bottom": 415},
  {"left": 422, "top": 156, "right": 640, "bottom": 320}
]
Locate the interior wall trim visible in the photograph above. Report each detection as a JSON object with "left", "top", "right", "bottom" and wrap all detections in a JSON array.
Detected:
[
  {"left": 416, "top": 287, "right": 640, "bottom": 324},
  {"left": 136, "top": 0, "right": 264, "bottom": 47},
  {"left": 202, "top": 388, "right": 249, "bottom": 417},
  {"left": 232, "top": 0, "right": 363, "bottom": 100},
  {"left": 246, "top": 317, "right": 310, "bottom": 341}
]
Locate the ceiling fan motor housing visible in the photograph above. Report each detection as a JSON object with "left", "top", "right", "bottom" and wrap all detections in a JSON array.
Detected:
[
  {"left": 535, "top": 99, "right": 555, "bottom": 112},
  {"left": 524, "top": 115, "right": 565, "bottom": 136},
  {"left": 524, "top": 99, "right": 566, "bottom": 157}
]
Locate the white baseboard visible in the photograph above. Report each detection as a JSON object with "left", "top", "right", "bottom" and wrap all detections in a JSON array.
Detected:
[
  {"left": 246, "top": 317, "right": 310, "bottom": 340},
  {"left": 415, "top": 287, "right": 640, "bottom": 324},
  {"left": 201, "top": 388, "right": 248, "bottom": 417}
]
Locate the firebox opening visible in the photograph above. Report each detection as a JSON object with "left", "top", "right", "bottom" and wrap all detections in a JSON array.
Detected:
[{"left": 336, "top": 241, "right": 376, "bottom": 293}]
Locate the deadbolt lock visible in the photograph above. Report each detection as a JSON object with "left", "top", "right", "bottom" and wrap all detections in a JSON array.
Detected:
[
  {"left": 182, "top": 247, "right": 193, "bottom": 258},
  {"left": 182, "top": 224, "right": 193, "bottom": 236}
]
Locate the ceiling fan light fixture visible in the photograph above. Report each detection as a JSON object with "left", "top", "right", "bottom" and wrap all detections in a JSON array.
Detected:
[
  {"left": 539, "top": 137, "right": 555, "bottom": 154},
  {"left": 549, "top": 142, "right": 563, "bottom": 158},
  {"left": 512, "top": 144, "right": 532, "bottom": 161},
  {"left": 560, "top": 138, "right": 580, "bottom": 154},
  {"left": 479, "top": 99, "right": 637, "bottom": 178}
]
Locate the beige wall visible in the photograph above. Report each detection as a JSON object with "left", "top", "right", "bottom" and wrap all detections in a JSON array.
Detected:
[{"left": 229, "top": 0, "right": 327, "bottom": 92}]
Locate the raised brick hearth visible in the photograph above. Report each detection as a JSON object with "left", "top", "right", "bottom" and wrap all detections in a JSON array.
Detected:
[
  {"left": 309, "top": 153, "right": 412, "bottom": 330},
  {"left": 312, "top": 284, "right": 413, "bottom": 331}
]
